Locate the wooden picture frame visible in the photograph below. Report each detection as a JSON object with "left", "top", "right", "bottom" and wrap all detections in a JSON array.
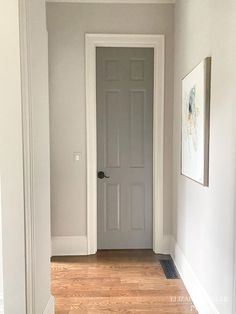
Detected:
[{"left": 181, "top": 57, "right": 211, "bottom": 186}]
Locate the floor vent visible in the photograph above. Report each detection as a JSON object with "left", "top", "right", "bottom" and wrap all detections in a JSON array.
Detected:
[{"left": 159, "top": 257, "right": 180, "bottom": 279}]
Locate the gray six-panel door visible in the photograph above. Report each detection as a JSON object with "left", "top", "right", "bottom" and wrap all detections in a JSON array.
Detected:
[{"left": 96, "top": 47, "right": 154, "bottom": 249}]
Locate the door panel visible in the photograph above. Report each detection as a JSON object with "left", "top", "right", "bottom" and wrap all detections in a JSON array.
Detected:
[
  {"left": 130, "top": 183, "right": 145, "bottom": 230},
  {"left": 130, "top": 90, "right": 145, "bottom": 167},
  {"left": 97, "top": 47, "right": 153, "bottom": 249},
  {"left": 105, "top": 183, "right": 121, "bottom": 231},
  {"left": 105, "top": 90, "right": 121, "bottom": 168}
]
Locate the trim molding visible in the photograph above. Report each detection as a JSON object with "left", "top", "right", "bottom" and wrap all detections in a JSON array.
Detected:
[
  {"left": 171, "top": 239, "right": 219, "bottom": 314},
  {"left": 46, "top": 0, "right": 175, "bottom": 4},
  {"left": 43, "top": 296, "right": 55, "bottom": 314},
  {"left": 52, "top": 236, "right": 88, "bottom": 256},
  {"left": 0, "top": 294, "right": 3, "bottom": 314},
  {"left": 19, "top": 0, "right": 36, "bottom": 313},
  {"left": 234, "top": 251, "right": 236, "bottom": 314},
  {"left": 20, "top": 2, "right": 54, "bottom": 313},
  {"left": 158, "top": 235, "right": 172, "bottom": 254},
  {"left": 233, "top": 205, "right": 236, "bottom": 314},
  {"left": 85, "top": 33, "right": 165, "bottom": 255}
]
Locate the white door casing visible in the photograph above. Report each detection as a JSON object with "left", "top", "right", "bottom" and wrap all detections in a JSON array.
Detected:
[
  {"left": 19, "top": 0, "right": 54, "bottom": 313},
  {"left": 85, "top": 34, "right": 166, "bottom": 254}
]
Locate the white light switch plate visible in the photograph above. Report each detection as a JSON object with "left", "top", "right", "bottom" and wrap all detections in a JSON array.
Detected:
[{"left": 73, "top": 152, "right": 81, "bottom": 162}]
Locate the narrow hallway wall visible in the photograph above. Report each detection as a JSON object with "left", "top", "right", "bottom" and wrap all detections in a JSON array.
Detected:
[{"left": 173, "top": 1, "right": 236, "bottom": 313}]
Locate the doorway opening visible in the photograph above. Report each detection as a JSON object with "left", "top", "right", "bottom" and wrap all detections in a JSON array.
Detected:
[
  {"left": 85, "top": 34, "right": 165, "bottom": 254},
  {"left": 96, "top": 47, "right": 154, "bottom": 249}
]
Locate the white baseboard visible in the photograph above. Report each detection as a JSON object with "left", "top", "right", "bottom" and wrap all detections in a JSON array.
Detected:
[
  {"left": 171, "top": 238, "right": 219, "bottom": 314},
  {"left": 43, "top": 295, "right": 55, "bottom": 314},
  {"left": 52, "top": 236, "right": 88, "bottom": 256},
  {"left": 0, "top": 294, "right": 3, "bottom": 314},
  {"left": 156, "top": 235, "right": 172, "bottom": 254}
]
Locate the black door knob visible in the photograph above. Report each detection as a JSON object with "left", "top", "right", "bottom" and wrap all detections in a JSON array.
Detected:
[{"left": 97, "top": 171, "right": 110, "bottom": 179}]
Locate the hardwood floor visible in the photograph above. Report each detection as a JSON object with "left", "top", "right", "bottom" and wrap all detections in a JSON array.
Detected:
[{"left": 51, "top": 250, "right": 197, "bottom": 314}]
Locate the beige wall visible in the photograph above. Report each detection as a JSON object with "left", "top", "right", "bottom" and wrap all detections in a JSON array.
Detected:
[
  {"left": 46, "top": 3, "right": 174, "bottom": 237},
  {"left": 173, "top": 1, "right": 236, "bottom": 313}
]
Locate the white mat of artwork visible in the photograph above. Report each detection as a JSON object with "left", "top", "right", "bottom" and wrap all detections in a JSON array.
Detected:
[{"left": 181, "top": 58, "right": 211, "bottom": 186}]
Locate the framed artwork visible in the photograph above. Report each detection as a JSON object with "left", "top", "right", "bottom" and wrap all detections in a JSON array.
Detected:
[{"left": 181, "top": 57, "right": 211, "bottom": 186}]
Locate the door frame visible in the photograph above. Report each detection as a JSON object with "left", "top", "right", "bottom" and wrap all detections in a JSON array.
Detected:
[{"left": 85, "top": 34, "right": 165, "bottom": 254}]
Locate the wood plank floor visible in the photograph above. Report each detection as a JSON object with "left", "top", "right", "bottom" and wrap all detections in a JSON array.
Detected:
[{"left": 51, "top": 250, "right": 197, "bottom": 314}]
